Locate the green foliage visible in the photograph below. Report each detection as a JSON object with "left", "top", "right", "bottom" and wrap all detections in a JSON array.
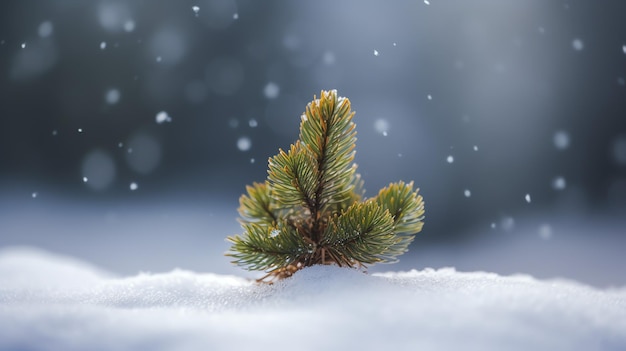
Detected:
[{"left": 226, "top": 90, "right": 425, "bottom": 280}]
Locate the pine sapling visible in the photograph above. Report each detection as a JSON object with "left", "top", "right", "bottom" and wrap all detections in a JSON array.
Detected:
[{"left": 226, "top": 90, "right": 425, "bottom": 281}]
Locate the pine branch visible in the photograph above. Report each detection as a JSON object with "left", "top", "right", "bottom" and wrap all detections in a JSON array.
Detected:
[
  {"left": 267, "top": 141, "right": 318, "bottom": 210},
  {"left": 238, "top": 182, "right": 277, "bottom": 226},
  {"left": 226, "top": 90, "right": 426, "bottom": 280},
  {"left": 321, "top": 201, "right": 395, "bottom": 266},
  {"left": 299, "top": 91, "right": 357, "bottom": 222},
  {"left": 373, "top": 181, "right": 425, "bottom": 262},
  {"left": 226, "top": 221, "right": 312, "bottom": 272}
]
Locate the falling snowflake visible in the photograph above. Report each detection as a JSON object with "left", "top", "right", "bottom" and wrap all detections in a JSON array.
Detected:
[
  {"left": 237, "top": 137, "right": 251, "bottom": 151},
  {"left": 572, "top": 38, "right": 584, "bottom": 51},
  {"left": 553, "top": 130, "right": 570, "bottom": 150},
  {"left": 374, "top": 118, "right": 390, "bottom": 136},
  {"left": 38, "top": 21, "right": 53, "bottom": 38},
  {"left": 105, "top": 89, "right": 121, "bottom": 105},
  {"left": 552, "top": 176, "right": 566, "bottom": 191},
  {"left": 123, "top": 20, "right": 135, "bottom": 32},
  {"left": 155, "top": 111, "right": 172, "bottom": 124},
  {"left": 263, "top": 82, "right": 280, "bottom": 99}
]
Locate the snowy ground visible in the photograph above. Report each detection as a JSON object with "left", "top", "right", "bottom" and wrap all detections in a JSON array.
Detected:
[
  {"left": 1, "top": 247, "right": 625, "bottom": 351},
  {"left": 1, "top": 194, "right": 625, "bottom": 350}
]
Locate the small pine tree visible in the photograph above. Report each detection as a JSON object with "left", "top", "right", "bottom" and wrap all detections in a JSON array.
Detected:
[{"left": 227, "top": 90, "right": 425, "bottom": 281}]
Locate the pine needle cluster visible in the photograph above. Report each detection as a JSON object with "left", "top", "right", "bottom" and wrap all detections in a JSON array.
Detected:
[{"left": 226, "top": 90, "right": 425, "bottom": 281}]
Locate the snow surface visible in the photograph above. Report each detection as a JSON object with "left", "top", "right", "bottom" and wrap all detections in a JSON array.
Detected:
[{"left": 1, "top": 247, "right": 625, "bottom": 351}]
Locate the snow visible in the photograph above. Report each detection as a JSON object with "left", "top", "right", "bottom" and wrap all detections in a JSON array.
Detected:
[
  {"left": 553, "top": 130, "right": 570, "bottom": 150},
  {"left": 123, "top": 20, "right": 135, "bottom": 32},
  {"left": 236, "top": 136, "right": 251, "bottom": 151},
  {"left": 374, "top": 118, "right": 389, "bottom": 135},
  {"left": 105, "top": 88, "right": 121, "bottom": 104},
  {"left": 38, "top": 21, "right": 53, "bottom": 38},
  {"left": 155, "top": 111, "right": 172, "bottom": 124},
  {"left": 1, "top": 247, "right": 624, "bottom": 351},
  {"left": 97, "top": 2, "right": 132, "bottom": 33},
  {"left": 446, "top": 155, "right": 454, "bottom": 163},
  {"left": 572, "top": 38, "right": 584, "bottom": 51},
  {"left": 525, "top": 193, "right": 532, "bottom": 203},
  {"left": 552, "top": 176, "right": 567, "bottom": 190},
  {"left": 81, "top": 149, "right": 116, "bottom": 191},
  {"left": 263, "top": 82, "right": 280, "bottom": 99}
]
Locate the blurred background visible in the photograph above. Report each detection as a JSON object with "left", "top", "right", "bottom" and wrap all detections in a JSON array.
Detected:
[{"left": 1, "top": 0, "right": 625, "bottom": 287}]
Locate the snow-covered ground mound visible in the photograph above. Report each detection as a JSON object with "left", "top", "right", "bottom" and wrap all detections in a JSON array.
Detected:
[{"left": 1, "top": 247, "right": 625, "bottom": 351}]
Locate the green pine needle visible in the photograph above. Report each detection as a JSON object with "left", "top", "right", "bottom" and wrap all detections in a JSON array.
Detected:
[
  {"left": 238, "top": 182, "right": 277, "bottom": 226},
  {"left": 226, "top": 90, "right": 426, "bottom": 281},
  {"left": 321, "top": 200, "right": 395, "bottom": 266}
]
